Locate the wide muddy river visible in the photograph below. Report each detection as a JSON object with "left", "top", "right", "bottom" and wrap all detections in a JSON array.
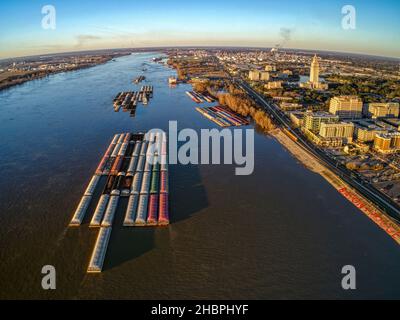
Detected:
[{"left": 1, "top": 52, "right": 399, "bottom": 299}]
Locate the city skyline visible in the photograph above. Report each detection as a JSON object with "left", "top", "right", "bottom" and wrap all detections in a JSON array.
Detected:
[{"left": 1, "top": 0, "right": 400, "bottom": 59}]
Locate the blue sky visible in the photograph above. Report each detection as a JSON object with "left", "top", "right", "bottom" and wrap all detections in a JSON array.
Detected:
[{"left": 0, "top": 0, "right": 399, "bottom": 58}]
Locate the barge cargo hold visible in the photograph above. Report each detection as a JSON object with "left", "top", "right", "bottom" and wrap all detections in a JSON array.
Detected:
[
  {"left": 69, "top": 195, "right": 92, "bottom": 226},
  {"left": 131, "top": 172, "right": 143, "bottom": 194},
  {"left": 68, "top": 131, "right": 170, "bottom": 273},
  {"left": 140, "top": 172, "right": 151, "bottom": 194},
  {"left": 127, "top": 156, "right": 138, "bottom": 174},
  {"left": 160, "top": 171, "right": 169, "bottom": 193},
  {"left": 147, "top": 194, "right": 159, "bottom": 226},
  {"left": 158, "top": 193, "right": 170, "bottom": 225},
  {"left": 90, "top": 194, "right": 110, "bottom": 227},
  {"left": 84, "top": 175, "right": 101, "bottom": 196},
  {"left": 123, "top": 194, "right": 139, "bottom": 226},
  {"left": 136, "top": 194, "right": 149, "bottom": 225},
  {"left": 101, "top": 195, "right": 119, "bottom": 227},
  {"left": 87, "top": 227, "right": 112, "bottom": 273}
]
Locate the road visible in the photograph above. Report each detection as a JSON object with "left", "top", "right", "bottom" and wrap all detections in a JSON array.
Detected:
[{"left": 234, "top": 78, "right": 400, "bottom": 223}]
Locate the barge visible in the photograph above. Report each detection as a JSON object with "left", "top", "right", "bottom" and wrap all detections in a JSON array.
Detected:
[
  {"left": 186, "top": 91, "right": 201, "bottom": 103},
  {"left": 186, "top": 90, "right": 216, "bottom": 103},
  {"left": 133, "top": 75, "right": 145, "bottom": 84},
  {"left": 68, "top": 131, "right": 170, "bottom": 273},
  {"left": 196, "top": 106, "right": 249, "bottom": 127},
  {"left": 113, "top": 86, "right": 153, "bottom": 111},
  {"left": 339, "top": 187, "right": 400, "bottom": 244},
  {"left": 87, "top": 227, "right": 112, "bottom": 273}
]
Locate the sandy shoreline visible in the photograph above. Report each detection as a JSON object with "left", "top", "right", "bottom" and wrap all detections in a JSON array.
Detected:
[{"left": 271, "top": 128, "right": 400, "bottom": 245}]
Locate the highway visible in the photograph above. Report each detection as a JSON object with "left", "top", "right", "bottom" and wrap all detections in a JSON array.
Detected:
[{"left": 234, "top": 78, "right": 400, "bottom": 223}]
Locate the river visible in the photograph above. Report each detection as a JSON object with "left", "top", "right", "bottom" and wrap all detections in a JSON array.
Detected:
[{"left": 0, "top": 52, "right": 399, "bottom": 299}]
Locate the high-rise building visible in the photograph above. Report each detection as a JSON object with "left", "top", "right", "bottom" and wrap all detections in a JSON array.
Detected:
[
  {"left": 310, "top": 54, "right": 319, "bottom": 86},
  {"left": 260, "top": 71, "right": 270, "bottom": 81},
  {"left": 319, "top": 122, "right": 354, "bottom": 141},
  {"left": 265, "top": 81, "right": 282, "bottom": 90},
  {"left": 289, "top": 111, "right": 304, "bottom": 127},
  {"left": 356, "top": 126, "right": 387, "bottom": 142},
  {"left": 303, "top": 111, "right": 339, "bottom": 132},
  {"left": 373, "top": 132, "right": 400, "bottom": 153},
  {"left": 374, "top": 134, "right": 394, "bottom": 152},
  {"left": 265, "top": 65, "right": 276, "bottom": 72},
  {"left": 248, "top": 70, "right": 260, "bottom": 81},
  {"left": 392, "top": 134, "right": 400, "bottom": 148},
  {"left": 329, "top": 96, "right": 363, "bottom": 119},
  {"left": 368, "top": 102, "right": 400, "bottom": 119},
  {"left": 299, "top": 54, "right": 328, "bottom": 90},
  {"left": 249, "top": 70, "right": 270, "bottom": 81}
]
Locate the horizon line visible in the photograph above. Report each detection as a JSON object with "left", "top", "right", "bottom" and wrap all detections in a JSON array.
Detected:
[{"left": 1, "top": 45, "right": 400, "bottom": 62}]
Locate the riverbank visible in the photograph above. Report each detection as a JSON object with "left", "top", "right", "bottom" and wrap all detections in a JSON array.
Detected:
[
  {"left": 2, "top": 52, "right": 400, "bottom": 299},
  {"left": 0, "top": 54, "right": 128, "bottom": 92},
  {"left": 272, "top": 128, "right": 400, "bottom": 245}
]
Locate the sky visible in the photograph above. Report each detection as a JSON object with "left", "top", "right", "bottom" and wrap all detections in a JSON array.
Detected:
[{"left": 0, "top": 0, "right": 399, "bottom": 59}]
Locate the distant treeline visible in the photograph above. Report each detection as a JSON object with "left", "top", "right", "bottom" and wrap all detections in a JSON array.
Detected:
[{"left": 0, "top": 54, "right": 121, "bottom": 92}]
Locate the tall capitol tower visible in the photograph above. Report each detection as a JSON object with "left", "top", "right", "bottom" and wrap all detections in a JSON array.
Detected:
[{"left": 310, "top": 54, "right": 319, "bottom": 87}]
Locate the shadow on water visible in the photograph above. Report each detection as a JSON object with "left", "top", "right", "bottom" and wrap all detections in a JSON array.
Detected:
[
  {"left": 169, "top": 163, "right": 208, "bottom": 224},
  {"left": 102, "top": 198, "right": 154, "bottom": 271},
  {"left": 102, "top": 163, "right": 208, "bottom": 271}
]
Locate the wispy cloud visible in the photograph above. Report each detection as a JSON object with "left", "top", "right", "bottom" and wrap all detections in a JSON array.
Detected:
[{"left": 75, "top": 34, "right": 102, "bottom": 48}]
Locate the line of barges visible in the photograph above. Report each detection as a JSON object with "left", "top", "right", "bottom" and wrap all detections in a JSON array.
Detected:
[
  {"left": 338, "top": 187, "right": 400, "bottom": 244},
  {"left": 113, "top": 86, "right": 153, "bottom": 112},
  {"left": 186, "top": 91, "right": 216, "bottom": 103},
  {"left": 196, "top": 106, "right": 250, "bottom": 128},
  {"left": 69, "top": 131, "right": 170, "bottom": 273}
]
